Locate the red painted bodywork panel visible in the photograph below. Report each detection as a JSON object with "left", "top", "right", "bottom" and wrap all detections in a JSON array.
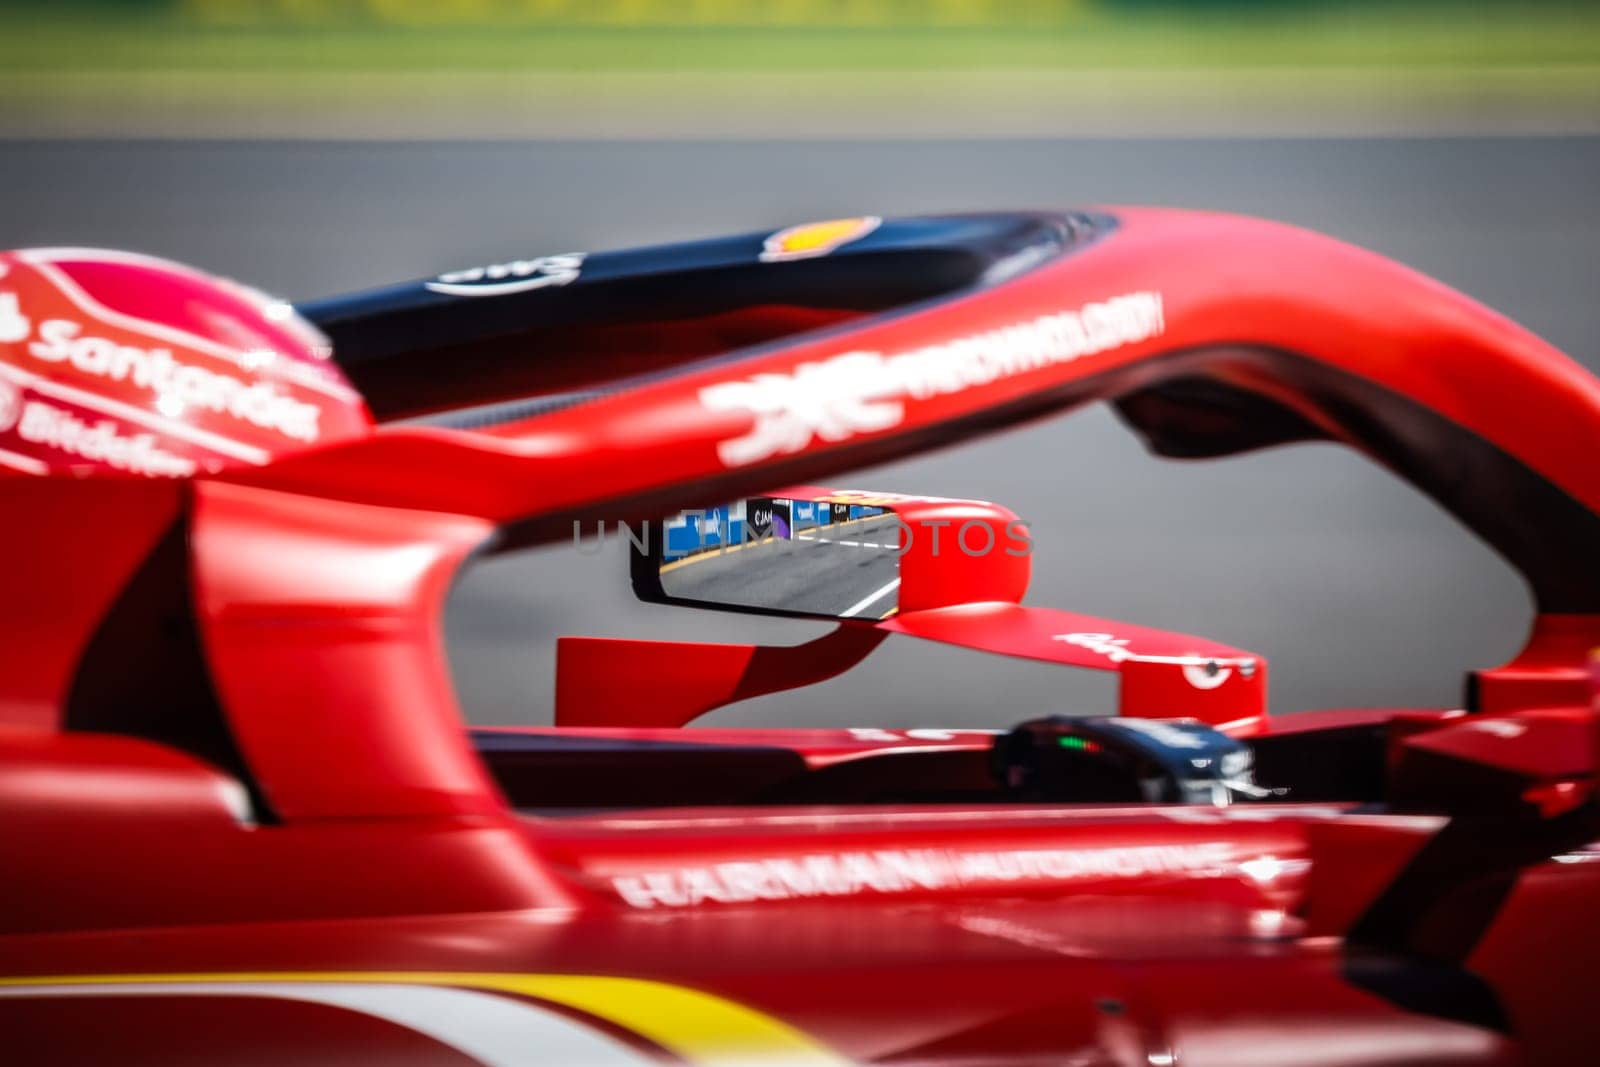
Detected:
[
  {"left": 0, "top": 478, "right": 180, "bottom": 731},
  {"left": 190, "top": 480, "right": 501, "bottom": 821},
  {"left": 555, "top": 626, "right": 888, "bottom": 730}
]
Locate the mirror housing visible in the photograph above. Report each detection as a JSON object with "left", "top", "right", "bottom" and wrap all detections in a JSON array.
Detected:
[{"left": 582, "top": 485, "right": 1266, "bottom": 732}]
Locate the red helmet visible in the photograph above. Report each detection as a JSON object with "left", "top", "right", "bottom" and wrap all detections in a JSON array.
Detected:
[{"left": 0, "top": 248, "right": 369, "bottom": 478}]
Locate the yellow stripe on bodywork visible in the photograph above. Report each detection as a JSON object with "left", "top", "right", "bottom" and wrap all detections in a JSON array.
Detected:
[{"left": 0, "top": 971, "right": 848, "bottom": 1066}]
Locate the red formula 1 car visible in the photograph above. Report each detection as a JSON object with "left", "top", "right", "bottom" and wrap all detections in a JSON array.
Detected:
[{"left": 2, "top": 209, "right": 1598, "bottom": 1065}]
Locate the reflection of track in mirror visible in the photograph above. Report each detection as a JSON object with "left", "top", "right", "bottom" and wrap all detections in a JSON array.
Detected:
[{"left": 661, "top": 513, "right": 901, "bottom": 618}]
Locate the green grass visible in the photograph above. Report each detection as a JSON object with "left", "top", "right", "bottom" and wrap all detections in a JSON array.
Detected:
[
  {"left": 5, "top": 6, "right": 1600, "bottom": 75},
  {"left": 4, "top": 4, "right": 1595, "bottom": 134}
]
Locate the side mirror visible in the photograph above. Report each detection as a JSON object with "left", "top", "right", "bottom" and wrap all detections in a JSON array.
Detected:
[
  {"left": 565, "top": 484, "right": 1266, "bottom": 730},
  {"left": 630, "top": 487, "right": 1032, "bottom": 621}
]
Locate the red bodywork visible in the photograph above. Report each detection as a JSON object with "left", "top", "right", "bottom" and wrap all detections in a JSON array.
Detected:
[{"left": 2, "top": 209, "right": 1598, "bottom": 1065}]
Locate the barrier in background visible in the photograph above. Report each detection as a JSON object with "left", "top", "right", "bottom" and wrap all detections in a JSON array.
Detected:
[
  {"left": 661, "top": 498, "right": 889, "bottom": 559},
  {"left": 663, "top": 502, "right": 746, "bottom": 559}
]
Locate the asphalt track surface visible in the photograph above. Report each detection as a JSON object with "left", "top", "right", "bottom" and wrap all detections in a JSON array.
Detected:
[
  {"left": 3, "top": 138, "right": 1596, "bottom": 727},
  {"left": 662, "top": 515, "right": 902, "bottom": 619}
]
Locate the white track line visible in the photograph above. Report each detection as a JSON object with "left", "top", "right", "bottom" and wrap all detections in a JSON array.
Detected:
[{"left": 840, "top": 577, "right": 900, "bottom": 619}]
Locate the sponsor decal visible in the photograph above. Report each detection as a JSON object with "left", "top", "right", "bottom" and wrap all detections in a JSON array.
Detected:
[
  {"left": 1183, "top": 662, "right": 1233, "bottom": 690},
  {"left": 23, "top": 318, "right": 321, "bottom": 443},
  {"left": 16, "top": 398, "right": 195, "bottom": 477},
  {"left": 1054, "top": 631, "right": 1255, "bottom": 688},
  {"left": 746, "top": 497, "right": 775, "bottom": 539},
  {"left": 760, "top": 216, "right": 881, "bottom": 262},
  {"left": 701, "top": 291, "right": 1165, "bottom": 467},
  {"left": 608, "top": 841, "right": 1236, "bottom": 908},
  {"left": 424, "top": 253, "right": 584, "bottom": 296},
  {"left": 0, "top": 379, "right": 20, "bottom": 433},
  {"left": 1057, "top": 631, "right": 1135, "bottom": 663},
  {"left": 0, "top": 291, "right": 30, "bottom": 344}
]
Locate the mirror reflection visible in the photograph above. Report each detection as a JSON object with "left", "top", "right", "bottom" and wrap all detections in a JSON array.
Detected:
[{"left": 658, "top": 495, "right": 900, "bottom": 619}]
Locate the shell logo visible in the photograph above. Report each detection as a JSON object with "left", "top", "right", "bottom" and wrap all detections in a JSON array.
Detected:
[{"left": 760, "top": 216, "right": 881, "bottom": 262}]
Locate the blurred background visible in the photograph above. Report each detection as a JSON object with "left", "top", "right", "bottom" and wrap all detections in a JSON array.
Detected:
[{"left": 2, "top": 1, "right": 1596, "bottom": 726}]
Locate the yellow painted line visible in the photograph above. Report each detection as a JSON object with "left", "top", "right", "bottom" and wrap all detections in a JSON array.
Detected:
[
  {"left": 659, "top": 534, "right": 761, "bottom": 574},
  {"left": 0, "top": 971, "right": 849, "bottom": 1066}
]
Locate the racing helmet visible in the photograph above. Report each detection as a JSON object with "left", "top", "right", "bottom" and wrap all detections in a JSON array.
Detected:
[{"left": 0, "top": 248, "right": 369, "bottom": 478}]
